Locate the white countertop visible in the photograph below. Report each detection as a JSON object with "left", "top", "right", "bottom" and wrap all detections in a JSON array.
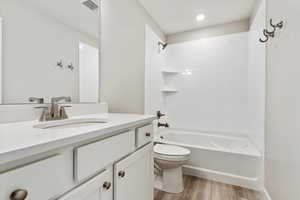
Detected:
[{"left": 0, "top": 113, "right": 156, "bottom": 165}]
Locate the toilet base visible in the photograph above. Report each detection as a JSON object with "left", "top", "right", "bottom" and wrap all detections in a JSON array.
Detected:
[{"left": 155, "top": 166, "right": 184, "bottom": 194}]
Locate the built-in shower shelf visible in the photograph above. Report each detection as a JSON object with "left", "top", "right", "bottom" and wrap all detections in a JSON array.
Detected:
[
  {"left": 161, "top": 88, "right": 178, "bottom": 93},
  {"left": 161, "top": 70, "right": 179, "bottom": 75}
]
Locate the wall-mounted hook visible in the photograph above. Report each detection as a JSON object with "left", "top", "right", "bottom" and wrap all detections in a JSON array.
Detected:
[
  {"left": 259, "top": 19, "right": 284, "bottom": 43},
  {"left": 270, "top": 19, "right": 284, "bottom": 30},
  {"left": 264, "top": 28, "right": 275, "bottom": 38},
  {"left": 57, "top": 59, "right": 63, "bottom": 68},
  {"left": 67, "top": 63, "right": 74, "bottom": 71},
  {"left": 259, "top": 29, "right": 270, "bottom": 43}
]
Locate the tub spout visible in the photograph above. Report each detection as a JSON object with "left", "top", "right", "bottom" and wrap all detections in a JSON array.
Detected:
[{"left": 158, "top": 122, "right": 170, "bottom": 128}]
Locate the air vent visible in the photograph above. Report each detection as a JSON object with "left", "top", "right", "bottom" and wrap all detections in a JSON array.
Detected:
[{"left": 82, "top": 0, "right": 99, "bottom": 11}]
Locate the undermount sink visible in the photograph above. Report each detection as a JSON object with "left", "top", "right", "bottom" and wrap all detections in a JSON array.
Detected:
[{"left": 33, "top": 118, "right": 108, "bottom": 129}]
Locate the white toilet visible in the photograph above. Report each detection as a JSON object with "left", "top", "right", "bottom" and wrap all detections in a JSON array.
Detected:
[{"left": 154, "top": 144, "right": 191, "bottom": 193}]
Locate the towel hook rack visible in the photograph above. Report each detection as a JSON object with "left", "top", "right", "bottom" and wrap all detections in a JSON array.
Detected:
[{"left": 259, "top": 19, "right": 284, "bottom": 43}]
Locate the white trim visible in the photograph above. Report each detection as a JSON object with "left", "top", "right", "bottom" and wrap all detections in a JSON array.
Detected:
[
  {"left": 262, "top": 188, "right": 272, "bottom": 200},
  {"left": 144, "top": 24, "right": 166, "bottom": 114},
  {"left": 0, "top": 18, "right": 2, "bottom": 104},
  {"left": 183, "top": 165, "right": 263, "bottom": 191},
  {"left": 144, "top": 25, "right": 150, "bottom": 114}
]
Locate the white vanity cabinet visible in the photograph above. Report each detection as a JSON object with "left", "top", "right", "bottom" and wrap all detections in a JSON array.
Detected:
[
  {"left": 114, "top": 143, "right": 153, "bottom": 200},
  {"left": 0, "top": 122, "right": 154, "bottom": 200},
  {"left": 59, "top": 168, "right": 113, "bottom": 200}
]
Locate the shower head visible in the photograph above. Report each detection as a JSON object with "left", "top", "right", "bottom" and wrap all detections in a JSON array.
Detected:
[{"left": 158, "top": 41, "right": 168, "bottom": 50}]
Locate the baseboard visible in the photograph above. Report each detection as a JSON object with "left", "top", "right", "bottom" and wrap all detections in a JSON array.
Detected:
[
  {"left": 262, "top": 188, "right": 272, "bottom": 200},
  {"left": 183, "top": 165, "right": 262, "bottom": 191}
]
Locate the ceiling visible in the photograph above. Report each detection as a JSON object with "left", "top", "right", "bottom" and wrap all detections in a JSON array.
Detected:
[
  {"left": 138, "top": 0, "right": 257, "bottom": 35},
  {"left": 26, "top": 0, "right": 99, "bottom": 39}
]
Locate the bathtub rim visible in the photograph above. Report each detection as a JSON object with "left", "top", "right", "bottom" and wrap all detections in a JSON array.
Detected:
[{"left": 155, "top": 129, "right": 262, "bottom": 158}]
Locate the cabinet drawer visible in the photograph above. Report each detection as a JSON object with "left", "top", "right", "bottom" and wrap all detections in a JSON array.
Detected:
[
  {"left": 136, "top": 124, "right": 153, "bottom": 148},
  {"left": 0, "top": 154, "right": 71, "bottom": 200},
  {"left": 59, "top": 168, "right": 113, "bottom": 200},
  {"left": 74, "top": 131, "right": 135, "bottom": 182}
]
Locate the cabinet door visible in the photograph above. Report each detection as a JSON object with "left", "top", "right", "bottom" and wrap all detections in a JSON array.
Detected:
[
  {"left": 114, "top": 144, "right": 153, "bottom": 200},
  {"left": 59, "top": 168, "right": 113, "bottom": 200}
]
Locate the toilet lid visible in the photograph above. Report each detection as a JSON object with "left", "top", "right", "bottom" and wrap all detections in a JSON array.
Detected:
[{"left": 154, "top": 144, "right": 191, "bottom": 156}]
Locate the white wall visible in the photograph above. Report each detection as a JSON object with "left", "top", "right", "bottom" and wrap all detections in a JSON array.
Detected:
[
  {"left": 163, "top": 32, "right": 250, "bottom": 135},
  {"left": 79, "top": 42, "right": 99, "bottom": 103},
  {"left": 248, "top": 0, "right": 266, "bottom": 155},
  {"left": 100, "top": 0, "right": 165, "bottom": 114},
  {"left": 0, "top": 0, "right": 97, "bottom": 104},
  {"left": 265, "top": 0, "right": 300, "bottom": 199}
]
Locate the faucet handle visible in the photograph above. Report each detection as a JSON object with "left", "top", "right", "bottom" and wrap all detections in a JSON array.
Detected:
[
  {"left": 59, "top": 105, "right": 72, "bottom": 120},
  {"left": 158, "top": 122, "right": 170, "bottom": 128}
]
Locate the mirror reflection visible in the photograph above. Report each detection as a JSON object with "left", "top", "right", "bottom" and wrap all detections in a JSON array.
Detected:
[{"left": 0, "top": 0, "right": 99, "bottom": 104}]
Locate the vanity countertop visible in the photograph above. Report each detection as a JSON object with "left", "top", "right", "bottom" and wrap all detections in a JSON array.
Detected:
[{"left": 0, "top": 113, "right": 156, "bottom": 165}]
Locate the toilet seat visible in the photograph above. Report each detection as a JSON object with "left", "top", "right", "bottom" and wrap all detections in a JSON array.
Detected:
[{"left": 154, "top": 144, "right": 191, "bottom": 162}]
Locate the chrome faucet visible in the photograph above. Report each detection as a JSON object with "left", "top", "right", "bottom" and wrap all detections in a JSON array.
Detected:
[
  {"left": 35, "top": 96, "right": 72, "bottom": 122},
  {"left": 50, "top": 96, "right": 71, "bottom": 119}
]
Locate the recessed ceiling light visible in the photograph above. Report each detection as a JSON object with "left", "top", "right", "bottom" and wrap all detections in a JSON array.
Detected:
[{"left": 196, "top": 14, "right": 206, "bottom": 22}]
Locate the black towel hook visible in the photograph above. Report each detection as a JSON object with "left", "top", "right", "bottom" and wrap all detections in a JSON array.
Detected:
[
  {"left": 259, "top": 29, "right": 270, "bottom": 43},
  {"left": 259, "top": 19, "right": 284, "bottom": 43},
  {"left": 270, "top": 19, "right": 284, "bottom": 29}
]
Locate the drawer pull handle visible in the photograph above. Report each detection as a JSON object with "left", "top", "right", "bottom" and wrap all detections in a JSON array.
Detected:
[
  {"left": 103, "top": 182, "right": 112, "bottom": 190},
  {"left": 145, "top": 132, "right": 151, "bottom": 137},
  {"left": 118, "top": 171, "right": 126, "bottom": 178},
  {"left": 10, "top": 189, "right": 28, "bottom": 200}
]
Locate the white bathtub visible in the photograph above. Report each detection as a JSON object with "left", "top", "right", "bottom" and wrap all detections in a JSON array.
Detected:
[{"left": 155, "top": 129, "right": 263, "bottom": 190}]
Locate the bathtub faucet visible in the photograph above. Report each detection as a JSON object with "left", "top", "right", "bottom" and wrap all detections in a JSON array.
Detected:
[{"left": 158, "top": 122, "right": 170, "bottom": 128}]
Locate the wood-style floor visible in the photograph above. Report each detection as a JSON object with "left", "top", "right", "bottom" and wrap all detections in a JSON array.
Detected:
[{"left": 154, "top": 176, "right": 264, "bottom": 200}]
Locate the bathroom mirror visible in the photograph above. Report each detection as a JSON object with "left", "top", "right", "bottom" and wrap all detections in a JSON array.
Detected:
[{"left": 0, "top": 0, "right": 100, "bottom": 104}]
